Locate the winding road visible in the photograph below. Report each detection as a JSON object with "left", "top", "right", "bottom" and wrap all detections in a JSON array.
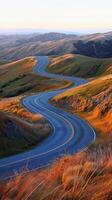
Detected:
[{"left": 0, "top": 56, "right": 96, "bottom": 180}]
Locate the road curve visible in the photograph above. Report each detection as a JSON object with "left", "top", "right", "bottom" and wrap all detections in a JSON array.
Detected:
[{"left": 0, "top": 56, "right": 96, "bottom": 180}]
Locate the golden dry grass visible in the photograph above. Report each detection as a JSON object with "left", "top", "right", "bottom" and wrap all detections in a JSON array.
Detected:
[
  {"left": 53, "top": 75, "right": 112, "bottom": 100},
  {"left": 52, "top": 75, "right": 112, "bottom": 139},
  {"left": 0, "top": 147, "right": 112, "bottom": 200},
  {"left": 50, "top": 54, "right": 74, "bottom": 66},
  {"left": 0, "top": 57, "right": 36, "bottom": 76},
  {"left": 83, "top": 108, "right": 112, "bottom": 140},
  {"left": 0, "top": 96, "right": 42, "bottom": 123}
]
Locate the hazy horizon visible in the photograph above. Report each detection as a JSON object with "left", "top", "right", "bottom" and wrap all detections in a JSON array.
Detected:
[
  {"left": 0, "top": 28, "right": 112, "bottom": 35},
  {"left": 0, "top": 0, "right": 112, "bottom": 35}
]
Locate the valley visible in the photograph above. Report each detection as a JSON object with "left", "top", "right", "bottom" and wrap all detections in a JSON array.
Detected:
[{"left": 0, "top": 32, "right": 112, "bottom": 200}]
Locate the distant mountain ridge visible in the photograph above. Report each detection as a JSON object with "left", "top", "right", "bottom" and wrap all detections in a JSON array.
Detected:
[{"left": 0, "top": 31, "right": 112, "bottom": 62}]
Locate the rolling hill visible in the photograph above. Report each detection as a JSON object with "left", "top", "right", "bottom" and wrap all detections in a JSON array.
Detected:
[
  {"left": 0, "top": 32, "right": 112, "bottom": 63},
  {"left": 0, "top": 57, "right": 70, "bottom": 157},
  {"left": 0, "top": 33, "right": 112, "bottom": 199},
  {"left": 0, "top": 57, "right": 68, "bottom": 98},
  {"left": 52, "top": 75, "right": 112, "bottom": 140},
  {"left": 48, "top": 54, "right": 112, "bottom": 78}
]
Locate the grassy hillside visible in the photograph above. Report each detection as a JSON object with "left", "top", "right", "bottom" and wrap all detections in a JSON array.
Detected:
[
  {"left": 0, "top": 32, "right": 112, "bottom": 63},
  {"left": 49, "top": 54, "right": 112, "bottom": 140},
  {"left": 0, "top": 37, "right": 112, "bottom": 199},
  {"left": 0, "top": 57, "right": 69, "bottom": 98},
  {"left": 0, "top": 111, "right": 50, "bottom": 158},
  {"left": 52, "top": 75, "right": 112, "bottom": 142},
  {"left": 0, "top": 57, "right": 70, "bottom": 157},
  {"left": 48, "top": 54, "right": 112, "bottom": 78},
  {"left": 0, "top": 96, "right": 42, "bottom": 122},
  {"left": 1, "top": 147, "right": 112, "bottom": 200}
]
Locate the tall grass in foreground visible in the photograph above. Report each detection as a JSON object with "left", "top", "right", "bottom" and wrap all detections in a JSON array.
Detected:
[{"left": 0, "top": 146, "right": 112, "bottom": 200}]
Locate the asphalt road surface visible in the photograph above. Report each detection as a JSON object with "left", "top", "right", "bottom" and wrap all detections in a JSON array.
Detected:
[{"left": 0, "top": 56, "right": 96, "bottom": 180}]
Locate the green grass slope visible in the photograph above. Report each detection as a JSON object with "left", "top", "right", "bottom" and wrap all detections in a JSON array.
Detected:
[
  {"left": 0, "top": 57, "right": 69, "bottom": 98},
  {"left": 48, "top": 54, "right": 112, "bottom": 78}
]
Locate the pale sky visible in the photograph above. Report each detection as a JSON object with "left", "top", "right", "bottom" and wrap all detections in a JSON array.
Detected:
[{"left": 0, "top": 0, "right": 112, "bottom": 33}]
